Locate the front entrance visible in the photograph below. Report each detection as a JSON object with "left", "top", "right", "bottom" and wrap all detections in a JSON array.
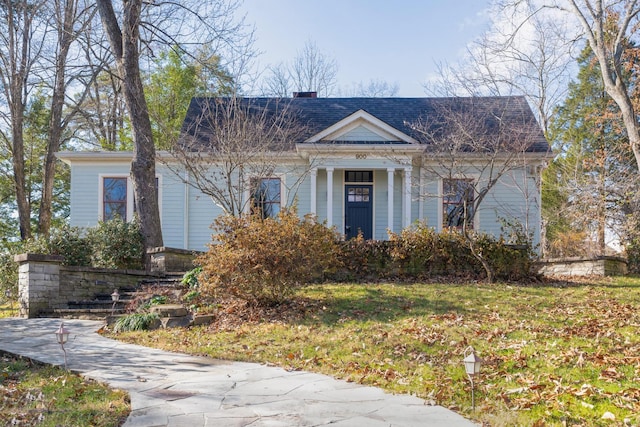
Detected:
[{"left": 345, "top": 184, "right": 373, "bottom": 239}]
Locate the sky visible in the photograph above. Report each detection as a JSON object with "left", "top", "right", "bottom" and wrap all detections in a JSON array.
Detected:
[{"left": 239, "top": 1, "right": 492, "bottom": 97}]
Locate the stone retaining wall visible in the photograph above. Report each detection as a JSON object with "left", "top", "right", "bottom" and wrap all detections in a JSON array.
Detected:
[
  {"left": 15, "top": 254, "right": 157, "bottom": 318},
  {"left": 148, "top": 247, "right": 200, "bottom": 273},
  {"left": 536, "top": 256, "right": 628, "bottom": 277}
]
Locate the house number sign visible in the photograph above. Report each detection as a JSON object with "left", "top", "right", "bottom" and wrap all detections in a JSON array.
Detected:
[{"left": 355, "top": 153, "right": 367, "bottom": 159}]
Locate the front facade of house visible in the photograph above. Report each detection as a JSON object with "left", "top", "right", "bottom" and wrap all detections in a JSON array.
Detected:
[{"left": 57, "top": 96, "right": 550, "bottom": 252}]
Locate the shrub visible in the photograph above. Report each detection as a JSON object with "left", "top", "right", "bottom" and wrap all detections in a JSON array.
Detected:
[
  {"left": 338, "top": 224, "right": 534, "bottom": 282},
  {"left": 547, "top": 230, "right": 589, "bottom": 258},
  {"left": 625, "top": 237, "right": 640, "bottom": 275},
  {"left": 337, "top": 234, "right": 392, "bottom": 280},
  {"left": 0, "top": 238, "right": 51, "bottom": 300},
  {"left": 48, "top": 225, "right": 92, "bottom": 266},
  {"left": 113, "top": 312, "right": 159, "bottom": 332},
  {"left": 198, "top": 208, "right": 341, "bottom": 305},
  {"left": 86, "top": 218, "right": 145, "bottom": 269},
  {"left": 473, "top": 233, "right": 534, "bottom": 281},
  {"left": 388, "top": 223, "right": 437, "bottom": 276},
  {"left": 181, "top": 267, "right": 202, "bottom": 289}
]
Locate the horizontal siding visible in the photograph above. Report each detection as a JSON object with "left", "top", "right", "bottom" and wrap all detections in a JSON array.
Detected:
[
  {"left": 66, "top": 158, "right": 542, "bottom": 250},
  {"left": 337, "top": 125, "right": 386, "bottom": 141},
  {"left": 70, "top": 163, "right": 130, "bottom": 228},
  {"left": 188, "top": 193, "right": 220, "bottom": 251},
  {"left": 158, "top": 167, "right": 185, "bottom": 249}
]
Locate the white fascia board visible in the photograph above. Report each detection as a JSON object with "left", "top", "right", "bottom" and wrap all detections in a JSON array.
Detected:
[
  {"left": 57, "top": 150, "right": 304, "bottom": 165},
  {"left": 304, "top": 109, "right": 418, "bottom": 144},
  {"left": 56, "top": 151, "right": 135, "bottom": 165},
  {"left": 297, "top": 143, "right": 423, "bottom": 157},
  {"left": 422, "top": 151, "right": 552, "bottom": 164}
]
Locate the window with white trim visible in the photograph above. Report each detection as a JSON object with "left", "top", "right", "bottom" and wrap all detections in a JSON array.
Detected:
[
  {"left": 443, "top": 178, "right": 474, "bottom": 229},
  {"left": 100, "top": 175, "right": 160, "bottom": 222},
  {"left": 251, "top": 177, "right": 282, "bottom": 219},
  {"left": 102, "top": 177, "right": 128, "bottom": 221}
]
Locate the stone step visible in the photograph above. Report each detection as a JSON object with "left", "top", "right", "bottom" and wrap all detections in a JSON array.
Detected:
[
  {"left": 44, "top": 308, "right": 125, "bottom": 320},
  {"left": 49, "top": 273, "right": 190, "bottom": 321},
  {"left": 138, "top": 273, "right": 186, "bottom": 287}
]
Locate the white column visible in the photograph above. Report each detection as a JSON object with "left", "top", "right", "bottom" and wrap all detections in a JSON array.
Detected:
[
  {"left": 243, "top": 186, "right": 251, "bottom": 215},
  {"left": 403, "top": 167, "right": 412, "bottom": 228},
  {"left": 310, "top": 168, "right": 317, "bottom": 215},
  {"left": 387, "top": 168, "right": 395, "bottom": 232},
  {"left": 418, "top": 169, "right": 424, "bottom": 221},
  {"left": 183, "top": 170, "right": 190, "bottom": 249},
  {"left": 326, "top": 167, "right": 334, "bottom": 227}
]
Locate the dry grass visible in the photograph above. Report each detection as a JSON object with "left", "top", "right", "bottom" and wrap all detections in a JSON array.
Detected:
[{"left": 0, "top": 351, "right": 130, "bottom": 427}]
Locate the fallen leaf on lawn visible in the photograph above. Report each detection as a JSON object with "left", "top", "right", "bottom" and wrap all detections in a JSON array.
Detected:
[{"left": 601, "top": 411, "right": 616, "bottom": 420}]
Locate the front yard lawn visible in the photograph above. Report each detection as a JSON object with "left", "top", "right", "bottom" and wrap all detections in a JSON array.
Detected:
[
  {"left": 0, "top": 351, "right": 130, "bottom": 427},
  {"left": 110, "top": 277, "right": 640, "bottom": 426}
]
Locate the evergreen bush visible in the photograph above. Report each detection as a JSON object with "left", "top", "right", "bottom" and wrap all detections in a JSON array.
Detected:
[{"left": 85, "top": 218, "right": 145, "bottom": 270}]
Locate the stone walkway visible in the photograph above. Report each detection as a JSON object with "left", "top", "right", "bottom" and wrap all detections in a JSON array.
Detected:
[{"left": 0, "top": 318, "right": 477, "bottom": 426}]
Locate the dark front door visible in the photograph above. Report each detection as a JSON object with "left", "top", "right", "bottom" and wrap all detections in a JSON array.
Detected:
[{"left": 345, "top": 185, "right": 373, "bottom": 239}]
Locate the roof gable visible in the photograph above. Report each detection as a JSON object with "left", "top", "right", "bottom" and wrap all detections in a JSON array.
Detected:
[{"left": 305, "top": 109, "right": 418, "bottom": 143}]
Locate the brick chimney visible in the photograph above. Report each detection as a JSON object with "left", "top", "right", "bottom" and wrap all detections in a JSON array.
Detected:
[{"left": 293, "top": 91, "right": 317, "bottom": 98}]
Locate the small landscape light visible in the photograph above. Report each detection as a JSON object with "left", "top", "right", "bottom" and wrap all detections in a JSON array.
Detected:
[
  {"left": 111, "top": 289, "right": 120, "bottom": 315},
  {"left": 463, "top": 346, "right": 482, "bottom": 410},
  {"left": 55, "top": 322, "right": 70, "bottom": 369}
]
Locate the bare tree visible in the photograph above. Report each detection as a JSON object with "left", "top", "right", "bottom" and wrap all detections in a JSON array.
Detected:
[
  {"left": 166, "top": 97, "right": 310, "bottom": 217},
  {"left": 291, "top": 40, "right": 338, "bottom": 97},
  {"left": 70, "top": 20, "right": 128, "bottom": 151},
  {"left": 260, "top": 62, "right": 292, "bottom": 97},
  {"left": 38, "top": 0, "right": 97, "bottom": 236},
  {"left": 562, "top": 0, "right": 640, "bottom": 170},
  {"left": 427, "top": 1, "right": 576, "bottom": 133},
  {"left": 342, "top": 79, "right": 400, "bottom": 97},
  {"left": 260, "top": 39, "right": 338, "bottom": 97},
  {"left": 0, "top": 0, "right": 49, "bottom": 240},
  {"left": 494, "top": 0, "right": 640, "bottom": 170},
  {"left": 412, "top": 97, "right": 547, "bottom": 282}
]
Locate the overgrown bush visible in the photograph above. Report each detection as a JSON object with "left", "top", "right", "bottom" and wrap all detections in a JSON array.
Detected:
[
  {"left": 197, "top": 209, "right": 341, "bottom": 305},
  {"left": 387, "top": 224, "right": 478, "bottom": 277},
  {"left": 473, "top": 233, "right": 535, "bottom": 281},
  {"left": 625, "top": 237, "right": 640, "bottom": 275},
  {"left": 337, "top": 234, "right": 392, "bottom": 280},
  {"left": 547, "top": 230, "right": 589, "bottom": 258},
  {"left": 48, "top": 225, "right": 92, "bottom": 266},
  {"left": 338, "top": 224, "right": 534, "bottom": 282},
  {"left": 85, "top": 218, "right": 144, "bottom": 269}
]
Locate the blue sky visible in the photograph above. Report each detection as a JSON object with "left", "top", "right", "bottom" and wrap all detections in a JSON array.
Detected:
[{"left": 240, "top": 1, "right": 492, "bottom": 96}]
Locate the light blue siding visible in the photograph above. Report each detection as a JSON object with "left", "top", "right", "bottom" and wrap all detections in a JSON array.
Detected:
[
  {"left": 157, "top": 166, "right": 185, "bottom": 249},
  {"left": 338, "top": 125, "right": 386, "bottom": 141},
  {"left": 188, "top": 192, "right": 220, "bottom": 251},
  {"left": 64, "top": 155, "right": 544, "bottom": 251},
  {"left": 69, "top": 163, "right": 129, "bottom": 228}
]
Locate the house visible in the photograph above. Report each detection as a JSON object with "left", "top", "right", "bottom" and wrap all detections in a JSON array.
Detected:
[{"left": 56, "top": 95, "right": 550, "bottom": 252}]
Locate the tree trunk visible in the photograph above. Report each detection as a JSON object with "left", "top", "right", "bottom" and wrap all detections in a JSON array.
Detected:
[
  {"left": 38, "top": 0, "right": 76, "bottom": 237},
  {"left": 5, "top": 2, "right": 36, "bottom": 240},
  {"left": 97, "top": 0, "right": 163, "bottom": 259}
]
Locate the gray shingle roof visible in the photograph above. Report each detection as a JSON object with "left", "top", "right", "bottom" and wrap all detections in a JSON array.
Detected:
[{"left": 179, "top": 96, "right": 549, "bottom": 153}]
